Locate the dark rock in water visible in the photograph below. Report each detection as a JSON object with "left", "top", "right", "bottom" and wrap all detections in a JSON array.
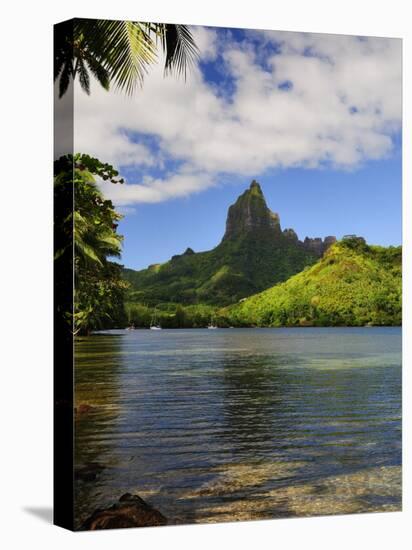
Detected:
[
  {"left": 75, "top": 462, "right": 105, "bottom": 482},
  {"left": 81, "top": 493, "right": 168, "bottom": 530}
]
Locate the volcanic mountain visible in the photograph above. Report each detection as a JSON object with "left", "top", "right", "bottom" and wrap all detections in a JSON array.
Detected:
[{"left": 123, "top": 181, "right": 336, "bottom": 306}]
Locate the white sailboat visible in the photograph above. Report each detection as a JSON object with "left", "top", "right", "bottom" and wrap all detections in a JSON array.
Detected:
[
  {"left": 207, "top": 314, "right": 218, "bottom": 329},
  {"left": 150, "top": 309, "right": 162, "bottom": 330}
]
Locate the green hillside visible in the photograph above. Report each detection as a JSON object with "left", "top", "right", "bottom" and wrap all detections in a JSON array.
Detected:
[
  {"left": 224, "top": 238, "right": 402, "bottom": 327},
  {"left": 124, "top": 181, "right": 329, "bottom": 307}
]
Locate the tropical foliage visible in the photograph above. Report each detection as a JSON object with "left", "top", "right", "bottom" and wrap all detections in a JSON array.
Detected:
[
  {"left": 224, "top": 239, "right": 402, "bottom": 327},
  {"left": 54, "top": 19, "right": 199, "bottom": 97},
  {"left": 54, "top": 154, "right": 128, "bottom": 334},
  {"left": 125, "top": 302, "right": 220, "bottom": 329}
]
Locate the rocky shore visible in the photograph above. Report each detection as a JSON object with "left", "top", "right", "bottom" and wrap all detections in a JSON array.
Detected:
[{"left": 81, "top": 493, "right": 167, "bottom": 530}]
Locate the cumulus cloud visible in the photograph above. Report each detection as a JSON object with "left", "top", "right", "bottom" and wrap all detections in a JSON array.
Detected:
[{"left": 73, "top": 27, "right": 401, "bottom": 206}]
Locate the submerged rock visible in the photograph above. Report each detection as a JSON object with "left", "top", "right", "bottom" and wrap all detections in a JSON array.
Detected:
[
  {"left": 81, "top": 493, "right": 168, "bottom": 530},
  {"left": 75, "top": 461, "right": 105, "bottom": 482}
]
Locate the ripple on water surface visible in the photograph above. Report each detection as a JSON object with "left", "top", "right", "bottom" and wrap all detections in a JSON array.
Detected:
[{"left": 74, "top": 327, "right": 401, "bottom": 527}]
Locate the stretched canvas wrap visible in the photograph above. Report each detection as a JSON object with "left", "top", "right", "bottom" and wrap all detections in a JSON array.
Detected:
[{"left": 54, "top": 19, "right": 402, "bottom": 531}]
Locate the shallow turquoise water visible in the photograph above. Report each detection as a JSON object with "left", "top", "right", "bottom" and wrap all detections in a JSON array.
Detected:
[{"left": 74, "top": 327, "right": 401, "bottom": 526}]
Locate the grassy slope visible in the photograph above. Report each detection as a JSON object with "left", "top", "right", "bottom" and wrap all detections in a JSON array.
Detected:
[{"left": 224, "top": 239, "right": 402, "bottom": 327}]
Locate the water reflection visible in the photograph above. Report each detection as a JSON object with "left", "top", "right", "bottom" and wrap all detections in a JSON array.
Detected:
[
  {"left": 219, "top": 353, "right": 297, "bottom": 457},
  {"left": 74, "top": 328, "right": 401, "bottom": 527},
  {"left": 74, "top": 335, "right": 123, "bottom": 526}
]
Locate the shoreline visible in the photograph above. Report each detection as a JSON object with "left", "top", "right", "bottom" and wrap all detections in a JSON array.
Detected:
[{"left": 84, "top": 324, "right": 402, "bottom": 335}]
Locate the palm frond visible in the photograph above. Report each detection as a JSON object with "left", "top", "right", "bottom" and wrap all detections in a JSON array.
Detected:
[
  {"left": 103, "top": 20, "right": 158, "bottom": 94},
  {"left": 54, "top": 55, "right": 65, "bottom": 82},
  {"left": 58, "top": 61, "right": 73, "bottom": 98},
  {"left": 56, "top": 19, "right": 199, "bottom": 97},
  {"left": 77, "top": 57, "right": 90, "bottom": 94},
  {"left": 79, "top": 19, "right": 158, "bottom": 95},
  {"left": 84, "top": 51, "right": 110, "bottom": 91},
  {"left": 98, "top": 234, "right": 123, "bottom": 255},
  {"left": 163, "top": 24, "right": 199, "bottom": 79},
  {"left": 54, "top": 20, "right": 73, "bottom": 82},
  {"left": 75, "top": 238, "right": 103, "bottom": 265}
]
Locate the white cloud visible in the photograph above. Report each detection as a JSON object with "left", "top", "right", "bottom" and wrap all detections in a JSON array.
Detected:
[
  {"left": 191, "top": 26, "right": 218, "bottom": 61},
  {"left": 73, "top": 27, "right": 401, "bottom": 206},
  {"left": 100, "top": 168, "right": 215, "bottom": 205}
]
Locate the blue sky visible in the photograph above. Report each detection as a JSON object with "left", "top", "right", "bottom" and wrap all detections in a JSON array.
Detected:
[
  {"left": 73, "top": 26, "right": 402, "bottom": 270},
  {"left": 116, "top": 154, "right": 401, "bottom": 270}
]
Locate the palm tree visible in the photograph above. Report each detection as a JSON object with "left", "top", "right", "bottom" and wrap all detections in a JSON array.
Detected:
[
  {"left": 55, "top": 154, "right": 128, "bottom": 334},
  {"left": 54, "top": 154, "right": 124, "bottom": 266},
  {"left": 73, "top": 202, "right": 122, "bottom": 268},
  {"left": 54, "top": 19, "right": 199, "bottom": 98}
]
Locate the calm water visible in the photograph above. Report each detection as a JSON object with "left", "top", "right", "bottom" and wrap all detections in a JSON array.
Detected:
[{"left": 74, "top": 327, "right": 402, "bottom": 527}]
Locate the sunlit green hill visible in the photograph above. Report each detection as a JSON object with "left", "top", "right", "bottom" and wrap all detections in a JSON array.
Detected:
[{"left": 224, "top": 238, "right": 402, "bottom": 327}]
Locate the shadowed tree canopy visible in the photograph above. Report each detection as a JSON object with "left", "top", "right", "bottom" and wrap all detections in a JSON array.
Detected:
[
  {"left": 54, "top": 19, "right": 199, "bottom": 97},
  {"left": 54, "top": 154, "right": 128, "bottom": 334}
]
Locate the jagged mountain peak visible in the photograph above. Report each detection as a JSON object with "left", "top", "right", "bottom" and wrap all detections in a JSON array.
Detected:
[
  {"left": 249, "top": 179, "right": 263, "bottom": 194},
  {"left": 222, "top": 180, "right": 280, "bottom": 241}
]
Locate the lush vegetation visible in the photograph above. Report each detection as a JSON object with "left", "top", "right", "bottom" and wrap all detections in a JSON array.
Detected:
[
  {"left": 125, "top": 302, "right": 224, "bottom": 329},
  {"left": 223, "top": 238, "right": 402, "bottom": 327},
  {"left": 54, "top": 154, "right": 128, "bottom": 334},
  {"left": 121, "top": 184, "right": 402, "bottom": 329},
  {"left": 124, "top": 182, "right": 318, "bottom": 307}
]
